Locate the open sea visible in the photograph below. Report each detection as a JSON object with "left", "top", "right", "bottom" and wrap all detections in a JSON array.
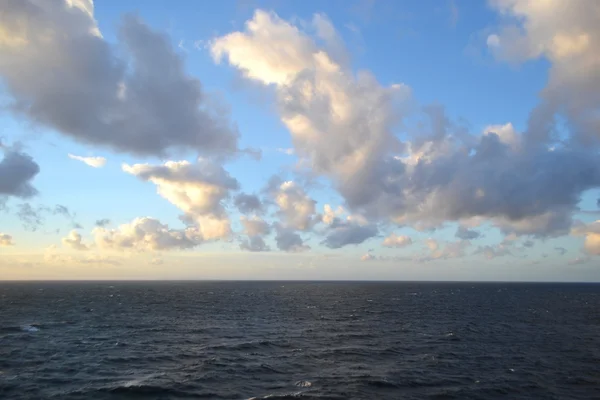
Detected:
[{"left": 1, "top": 281, "right": 599, "bottom": 399}]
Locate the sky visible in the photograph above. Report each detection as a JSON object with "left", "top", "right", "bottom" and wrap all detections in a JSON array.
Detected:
[{"left": 1, "top": 0, "right": 600, "bottom": 281}]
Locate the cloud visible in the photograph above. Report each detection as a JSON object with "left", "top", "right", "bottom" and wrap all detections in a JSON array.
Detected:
[
  {"left": 455, "top": 226, "right": 481, "bottom": 240},
  {"left": 382, "top": 233, "right": 413, "bottom": 248},
  {"left": 569, "top": 256, "right": 589, "bottom": 265},
  {"left": 15, "top": 203, "right": 44, "bottom": 231},
  {"left": 0, "top": 233, "right": 14, "bottom": 246},
  {"left": 487, "top": 1, "right": 600, "bottom": 147},
  {"left": 554, "top": 246, "right": 567, "bottom": 256},
  {"left": 93, "top": 217, "right": 202, "bottom": 251},
  {"left": 276, "top": 148, "right": 295, "bottom": 155},
  {"left": 0, "top": 145, "right": 40, "bottom": 198},
  {"left": 271, "top": 180, "right": 319, "bottom": 231},
  {"left": 475, "top": 243, "right": 512, "bottom": 260},
  {"left": 321, "top": 222, "right": 377, "bottom": 249},
  {"left": 213, "top": 10, "right": 600, "bottom": 238},
  {"left": 95, "top": 218, "right": 110, "bottom": 227},
  {"left": 212, "top": 10, "right": 411, "bottom": 221},
  {"left": 522, "top": 240, "right": 535, "bottom": 248},
  {"left": 322, "top": 204, "right": 345, "bottom": 225},
  {"left": 238, "top": 216, "right": 271, "bottom": 252},
  {"left": 360, "top": 251, "right": 376, "bottom": 261},
  {"left": 571, "top": 220, "right": 600, "bottom": 255},
  {"left": 234, "top": 193, "right": 264, "bottom": 215},
  {"left": 123, "top": 159, "right": 239, "bottom": 240},
  {"left": 240, "top": 216, "right": 270, "bottom": 236},
  {"left": 0, "top": 0, "right": 239, "bottom": 157},
  {"left": 68, "top": 154, "right": 106, "bottom": 168},
  {"left": 13, "top": 203, "right": 77, "bottom": 231},
  {"left": 274, "top": 224, "right": 310, "bottom": 252},
  {"left": 61, "top": 230, "right": 89, "bottom": 251},
  {"left": 420, "top": 239, "right": 471, "bottom": 262},
  {"left": 240, "top": 235, "right": 270, "bottom": 252}
]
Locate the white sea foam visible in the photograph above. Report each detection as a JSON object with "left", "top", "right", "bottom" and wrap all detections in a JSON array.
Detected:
[{"left": 21, "top": 325, "right": 39, "bottom": 332}]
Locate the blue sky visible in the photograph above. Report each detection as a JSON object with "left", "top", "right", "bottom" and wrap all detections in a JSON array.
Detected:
[{"left": 1, "top": 0, "right": 599, "bottom": 280}]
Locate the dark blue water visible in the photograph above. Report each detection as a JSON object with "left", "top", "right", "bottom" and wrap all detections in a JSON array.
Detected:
[{"left": 1, "top": 282, "right": 599, "bottom": 399}]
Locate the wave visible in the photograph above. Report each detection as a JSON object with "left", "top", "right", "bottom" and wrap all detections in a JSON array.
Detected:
[{"left": 0, "top": 324, "right": 40, "bottom": 333}]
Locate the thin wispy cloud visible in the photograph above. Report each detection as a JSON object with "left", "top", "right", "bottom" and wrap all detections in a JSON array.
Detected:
[{"left": 68, "top": 154, "right": 107, "bottom": 168}]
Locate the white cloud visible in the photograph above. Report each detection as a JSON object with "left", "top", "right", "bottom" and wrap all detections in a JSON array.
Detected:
[
  {"left": 93, "top": 217, "right": 202, "bottom": 251},
  {"left": 322, "top": 204, "right": 344, "bottom": 225},
  {"left": 382, "top": 233, "right": 412, "bottom": 248},
  {"left": 360, "top": 251, "right": 376, "bottom": 261},
  {"left": 123, "top": 159, "right": 238, "bottom": 240},
  {"left": 68, "top": 154, "right": 106, "bottom": 168},
  {"left": 276, "top": 148, "right": 295, "bottom": 155},
  {"left": 61, "top": 230, "right": 89, "bottom": 251},
  {"left": 419, "top": 239, "right": 471, "bottom": 262}
]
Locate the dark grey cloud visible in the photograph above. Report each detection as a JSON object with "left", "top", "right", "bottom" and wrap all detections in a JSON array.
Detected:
[
  {"left": 239, "top": 236, "right": 270, "bottom": 252},
  {"left": 0, "top": 0, "right": 239, "bottom": 157},
  {"left": 14, "top": 203, "right": 77, "bottom": 231},
  {"left": 0, "top": 146, "right": 40, "bottom": 198},
  {"left": 16, "top": 203, "right": 44, "bottom": 231},
  {"left": 523, "top": 240, "right": 535, "bottom": 248},
  {"left": 554, "top": 247, "right": 567, "bottom": 256},
  {"left": 321, "top": 222, "right": 378, "bottom": 249},
  {"left": 234, "top": 193, "right": 264, "bottom": 214},
  {"left": 95, "top": 218, "right": 111, "bottom": 227},
  {"left": 274, "top": 224, "right": 310, "bottom": 252},
  {"left": 455, "top": 226, "right": 481, "bottom": 240}
]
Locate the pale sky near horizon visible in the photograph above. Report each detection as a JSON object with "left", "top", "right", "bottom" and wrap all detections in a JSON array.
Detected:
[{"left": 1, "top": 0, "right": 600, "bottom": 281}]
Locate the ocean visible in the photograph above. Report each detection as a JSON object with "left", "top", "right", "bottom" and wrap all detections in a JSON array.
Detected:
[{"left": 1, "top": 281, "right": 599, "bottom": 399}]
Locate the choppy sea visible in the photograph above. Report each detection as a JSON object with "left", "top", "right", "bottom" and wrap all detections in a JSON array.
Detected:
[{"left": 1, "top": 281, "right": 599, "bottom": 399}]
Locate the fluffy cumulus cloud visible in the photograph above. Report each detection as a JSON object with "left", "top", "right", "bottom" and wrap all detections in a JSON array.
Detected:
[
  {"left": 61, "top": 230, "right": 89, "bottom": 251},
  {"left": 212, "top": 8, "right": 600, "bottom": 241},
  {"left": 93, "top": 217, "right": 202, "bottom": 251},
  {"left": 0, "top": 233, "right": 14, "bottom": 246},
  {"left": 271, "top": 181, "right": 319, "bottom": 231},
  {"left": 0, "top": 0, "right": 239, "bottom": 157},
  {"left": 322, "top": 204, "right": 345, "bottom": 225},
  {"left": 274, "top": 224, "right": 310, "bottom": 252},
  {"left": 123, "top": 159, "right": 239, "bottom": 240},
  {"left": 239, "top": 216, "right": 271, "bottom": 252},
  {"left": 382, "top": 233, "right": 413, "bottom": 248},
  {"left": 487, "top": 0, "right": 600, "bottom": 147},
  {"left": 0, "top": 144, "right": 40, "bottom": 198},
  {"left": 68, "top": 154, "right": 106, "bottom": 168}
]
